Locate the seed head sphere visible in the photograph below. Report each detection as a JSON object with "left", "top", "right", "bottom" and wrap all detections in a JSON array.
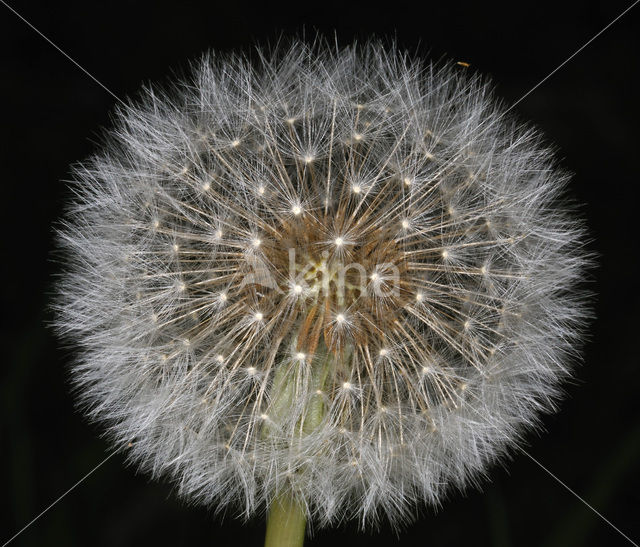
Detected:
[{"left": 56, "top": 41, "right": 589, "bottom": 526}]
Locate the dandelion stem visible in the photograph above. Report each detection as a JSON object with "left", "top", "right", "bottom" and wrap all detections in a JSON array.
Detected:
[
  {"left": 263, "top": 341, "right": 336, "bottom": 547},
  {"left": 264, "top": 492, "right": 307, "bottom": 547}
]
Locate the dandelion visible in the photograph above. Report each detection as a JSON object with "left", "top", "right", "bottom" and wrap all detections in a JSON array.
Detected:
[{"left": 55, "top": 40, "right": 590, "bottom": 544}]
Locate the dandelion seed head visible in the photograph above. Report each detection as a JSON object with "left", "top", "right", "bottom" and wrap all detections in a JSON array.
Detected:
[{"left": 55, "top": 39, "right": 591, "bottom": 528}]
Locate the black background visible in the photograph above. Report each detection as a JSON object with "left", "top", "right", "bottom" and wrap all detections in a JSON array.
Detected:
[{"left": 2, "top": 1, "right": 639, "bottom": 546}]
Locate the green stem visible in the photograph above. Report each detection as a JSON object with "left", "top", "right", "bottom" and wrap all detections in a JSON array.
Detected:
[
  {"left": 263, "top": 340, "right": 336, "bottom": 547},
  {"left": 264, "top": 492, "right": 307, "bottom": 547}
]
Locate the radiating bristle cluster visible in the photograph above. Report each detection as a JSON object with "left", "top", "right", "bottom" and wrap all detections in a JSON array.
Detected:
[{"left": 56, "top": 40, "right": 589, "bottom": 526}]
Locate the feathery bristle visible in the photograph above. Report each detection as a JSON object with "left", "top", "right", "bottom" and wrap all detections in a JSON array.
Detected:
[{"left": 55, "top": 40, "right": 590, "bottom": 527}]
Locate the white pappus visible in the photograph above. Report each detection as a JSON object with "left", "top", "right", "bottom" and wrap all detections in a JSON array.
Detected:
[{"left": 55, "top": 40, "right": 591, "bottom": 528}]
